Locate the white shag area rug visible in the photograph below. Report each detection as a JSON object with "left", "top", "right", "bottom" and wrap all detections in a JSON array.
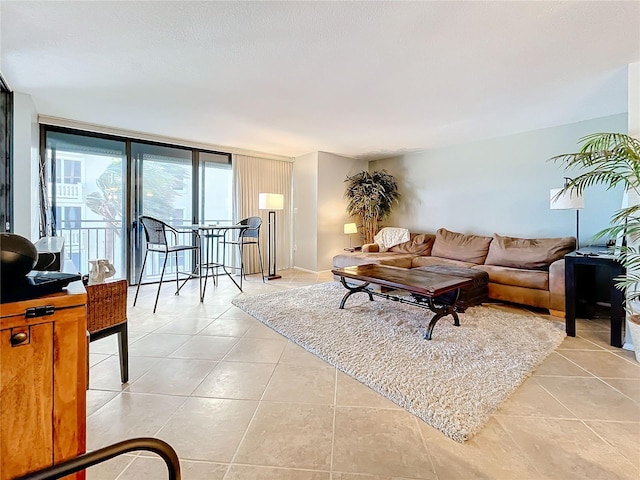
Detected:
[{"left": 232, "top": 282, "right": 565, "bottom": 442}]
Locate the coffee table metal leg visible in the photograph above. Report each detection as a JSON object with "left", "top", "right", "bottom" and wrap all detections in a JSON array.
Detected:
[
  {"left": 337, "top": 275, "right": 465, "bottom": 340},
  {"left": 423, "top": 289, "right": 461, "bottom": 340},
  {"left": 338, "top": 276, "right": 373, "bottom": 309}
]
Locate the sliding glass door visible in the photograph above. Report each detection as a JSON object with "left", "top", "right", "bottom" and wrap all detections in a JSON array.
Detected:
[
  {"left": 45, "top": 131, "right": 127, "bottom": 278},
  {"left": 43, "top": 126, "right": 232, "bottom": 284},
  {"left": 131, "top": 142, "right": 195, "bottom": 284},
  {"left": 199, "top": 152, "right": 233, "bottom": 225}
]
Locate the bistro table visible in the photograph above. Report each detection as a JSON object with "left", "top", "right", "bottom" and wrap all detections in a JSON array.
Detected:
[{"left": 179, "top": 224, "right": 249, "bottom": 300}]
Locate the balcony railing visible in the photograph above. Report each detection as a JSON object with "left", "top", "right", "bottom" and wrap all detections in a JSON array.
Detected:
[
  {"left": 56, "top": 220, "right": 124, "bottom": 278},
  {"left": 55, "top": 218, "right": 234, "bottom": 283},
  {"left": 50, "top": 182, "right": 83, "bottom": 201}
]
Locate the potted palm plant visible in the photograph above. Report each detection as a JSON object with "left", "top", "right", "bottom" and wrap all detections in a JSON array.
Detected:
[
  {"left": 550, "top": 132, "right": 640, "bottom": 360},
  {"left": 344, "top": 170, "right": 400, "bottom": 244}
]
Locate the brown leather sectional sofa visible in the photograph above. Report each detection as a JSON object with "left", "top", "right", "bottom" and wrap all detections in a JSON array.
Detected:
[{"left": 332, "top": 228, "right": 576, "bottom": 317}]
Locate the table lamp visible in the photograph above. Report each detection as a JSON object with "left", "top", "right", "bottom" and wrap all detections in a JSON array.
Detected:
[{"left": 344, "top": 223, "right": 358, "bottom": 251}]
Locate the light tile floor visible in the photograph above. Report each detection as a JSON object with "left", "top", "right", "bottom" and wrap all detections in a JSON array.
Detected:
[{"left": 86, "top": 269, "right": 640, "bottom": 479}]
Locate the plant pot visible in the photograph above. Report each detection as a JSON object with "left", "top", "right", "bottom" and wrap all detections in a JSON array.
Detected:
[{"left": 627, "top": 315, "right": 640, "bottom": 362}]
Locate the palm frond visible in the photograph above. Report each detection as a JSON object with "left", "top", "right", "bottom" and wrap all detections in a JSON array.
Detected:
[
  {"left": 551, "top": 133, "right": 640, "bottom": 300},
  {"left": 549, "top": 133, "right": 640, "bottom": 198}
]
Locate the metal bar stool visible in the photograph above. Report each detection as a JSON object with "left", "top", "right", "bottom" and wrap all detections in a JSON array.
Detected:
[{"left": 133, "top": 216, "right": 201, "bottom": 313}]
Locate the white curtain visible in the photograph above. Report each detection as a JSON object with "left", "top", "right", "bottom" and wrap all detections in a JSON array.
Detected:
[{"left": 232, "top": 155, "right": 293, "bottom": 275}]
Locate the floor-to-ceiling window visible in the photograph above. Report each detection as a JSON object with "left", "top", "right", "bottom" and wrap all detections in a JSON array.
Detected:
[
  {"left": 44, "top": 130, "right": 127, "bottom": 278},
  {"left": 41, "top": 126, "right": 232, "bottom": 284},
  {"left": 131, "top": 142, "right": 195, "bottom": 284},
  {"left": 199, "top": 152, "right": 233, "bottom": 224}
]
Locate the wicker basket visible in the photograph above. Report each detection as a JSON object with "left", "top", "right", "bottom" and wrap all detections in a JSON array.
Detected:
[{"left": 86, "top": 279, "right": 128, "bottom": 333}]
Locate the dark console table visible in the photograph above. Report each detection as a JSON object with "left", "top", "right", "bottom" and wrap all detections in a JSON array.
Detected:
[{"left": 565, "top": 249, "right": 625, "bottom": 347}]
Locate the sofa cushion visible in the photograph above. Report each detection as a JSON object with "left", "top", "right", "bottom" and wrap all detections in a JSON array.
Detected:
[
  {"left": 474, "top": 264, "right": 549, "bottom": 290},
  {"left": 431, "top": 228, "right": 493, "bottom": 265},
  {"left": 389, "top": 233, "right": 436, "bottom": 255},
  {"left": 332, "top": 252, "right": 415, "bottom": 269},
  {"left": 362, "top": 243, "right": 380, "bottom": 252},
  {"left": 484, "top": 233, "right": 575, "bottom": 270},
  {"left": 411, "top": 255, "right": 476, "bottom": 269},
  {"left": 488, "top": 283, "right": 550, "bottom": 310}
]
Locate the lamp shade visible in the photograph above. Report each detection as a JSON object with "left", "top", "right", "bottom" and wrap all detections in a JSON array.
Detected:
[
  {"left": 259, "top": 193, "right": 284, "bottom": 210},
  {"left": 343, "top": 223, "right": 357, "bottom": 234},
  {"left": 550, "top": 188, "right": 584, "bottom": 210}
]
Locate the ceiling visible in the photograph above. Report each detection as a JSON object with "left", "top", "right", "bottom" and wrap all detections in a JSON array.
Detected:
[{"left": 1, "top": 1, "right": 639, "bottom": 160}]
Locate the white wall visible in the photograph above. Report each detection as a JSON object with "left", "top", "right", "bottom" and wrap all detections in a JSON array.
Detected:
[
  {"left": 370, "top": 114, "right": 628, "bottom": 246},
  {"left": 292, "top": 152, "right": 318, "bottom": 271},
  {"left": 630, "top": 63, "right": 639, "bottom": 139},
  {"left": 317, "top": 152, "right": 368, "bottom": 271},
  {"left": 12, "top": 92, "right": 39, "bottom": 240},
  {"left": 293, "top": 151, "right": 367, "bottom": 271}
]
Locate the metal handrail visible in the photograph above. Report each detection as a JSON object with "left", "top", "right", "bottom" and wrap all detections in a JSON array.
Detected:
[{"left": 14, "top": 437, "right": 181, "bottom": 480}]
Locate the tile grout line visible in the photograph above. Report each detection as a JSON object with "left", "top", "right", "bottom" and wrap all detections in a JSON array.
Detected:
[
  {"left": 532, "top": 373, "right": 640, "bottom": 463},
  {"left": 491, "top": 415, "right": 547, "bottom": 479},
  {"left": 222, "top": 337, "right": 288, "bottom": 474},
  {"left": 578, "top": 420, "right": 640, "bottom": 469},
  {"left": 329, "top": 368, "right": 338, "bottom": 479},
  {"left": 111, "top": 454, "right": 139, "bottom": 480},
  {"left": 554, "top": 350, "right": 640, "bottom": 404},
  {"left": 572, "top": 334, "right": 640, "bottom": 365},
  {"left": 552, "top": 350, "right": 599, "bottom": 377},
  {"left": 413, "top": 415, "right": 439, "bottom": 480}
]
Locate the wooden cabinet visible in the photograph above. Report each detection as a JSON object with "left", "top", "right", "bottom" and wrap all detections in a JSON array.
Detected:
[{"left": 0, "top": 282, "right": 87, "bottom": 479}]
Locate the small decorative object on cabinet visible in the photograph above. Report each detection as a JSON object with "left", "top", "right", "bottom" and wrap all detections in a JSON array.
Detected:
[
  {"left": 0, "top": 281, "right": 87, "bottom": 479},
  {"left": 88, "top": 258, "right": 116, "bottom": 285}
]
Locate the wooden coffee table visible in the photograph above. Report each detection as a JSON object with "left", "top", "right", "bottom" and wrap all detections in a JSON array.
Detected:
[{"left": 331, "top": 264, "right": 475, "bottom": 340}]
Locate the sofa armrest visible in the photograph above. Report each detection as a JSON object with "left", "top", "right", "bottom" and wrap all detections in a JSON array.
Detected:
[
  {"left": 362, "top": 243, "right": 379, "bottom": 253},
  {"left": 548, "top": 258, "right": 566, "bottom": 316}
]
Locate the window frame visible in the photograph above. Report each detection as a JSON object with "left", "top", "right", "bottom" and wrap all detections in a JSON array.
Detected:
[
  {"left": 39, "top": 124, "right": 232, "bottom": 283},
  {"left": 0, "top": 74, "right": 13, "bottom": 232}
]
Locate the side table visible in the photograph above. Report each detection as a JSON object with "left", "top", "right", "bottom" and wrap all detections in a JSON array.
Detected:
[{"left": 564, "top": 249, "right": 626, "bottom": 347}]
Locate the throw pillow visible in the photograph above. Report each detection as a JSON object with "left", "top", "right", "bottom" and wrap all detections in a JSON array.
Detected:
[
  {"left": 389, "top": 233, "right": 436, "bottom": 255},
  {"left": 431, "top": 228, "right": 493, "bottom": 264}
]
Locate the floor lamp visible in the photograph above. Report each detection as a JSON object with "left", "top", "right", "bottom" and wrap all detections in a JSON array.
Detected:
[
  {"left": 259, "top": 193, "right": 284, "bottom": 280},
  {"left": 550, "top": 179, "right": 584, "bottom": 247}
]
